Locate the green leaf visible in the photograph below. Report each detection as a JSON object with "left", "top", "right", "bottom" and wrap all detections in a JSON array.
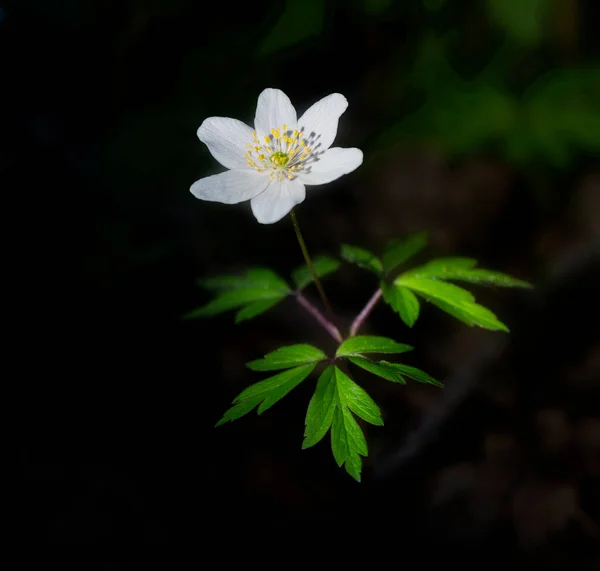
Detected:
[
  {"left": 336, "top": 335, "right": 413, "bottom": 358},
  {"left": 220, "top": 363, "right": 315, "bottom": 421},
  {"left": 404, "top": 259, "right": 531, "bottom": 288},
  {"left": 235, "top": 298, "right": 282, "bottom": 323},
  {"left": 349, "top": 357, "right": 443, "bottom": 388},
  {"left": 258, "top": 0, "right": 325, "bottom": 56},
  {"left": 331, "top": 407, "right": 368, "bottom": 481},
  {"left": 381, "top": 232, "right": 428, "bottom": 274},
  {"left": 348, "top": 356, "right": 407, "bottom": 384},
  {"left": 303, "top": 366, "right": 337, "bottom": 449},
  {"left": 427, "top": 296, "right": 509, "bottom": 332},
  {"left": 303, "top": 365, "right": 381, "bottom": 481},
  {"left": 384, "top": 363, "right": 443, "bottom": 387},
  {"left": 341, "top": 244, "right": 383, "bottom": 274},
  {"left": 292, "top": 255, "right": 341, "bottom": 290},
  {"left": 247, "top": 344, "right": 327, "bottom": 371},
  {"left": 381, "top": 282, "right": 421, "bottom": 327},
  {"left": 396, "top": 276, "right": 476, "bottom": 303},
  {"left": 198, "top": 268, "right": 290, "bottom": 293},
  {"left": 397, "top": 275, "right": 509, "bottom": 331},
  {"left": 183, "top": 289, "right": 286, "bottom": 319},
  {"left": 215, "top": 397, "right": 262, "bottom": 427},
  {"left": 333, "top": 366, "right": 384, "bottom": 426}
]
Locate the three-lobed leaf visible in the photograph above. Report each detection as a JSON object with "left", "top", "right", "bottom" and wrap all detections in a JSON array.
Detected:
[
  {"left": 304, "top": 365, "right": 383, "bottom": 482},
  {"left": 247, "top": 344, "right": 327, "bottom": 371},
  {"left": 336, "top": 335, "right": 413, "bottom": 357},
  {"left": 292, "top": 255, "right": 341, "bottom": 290},
  {"left": 341, "top": 244, "right": 383, "bottom": 274}
]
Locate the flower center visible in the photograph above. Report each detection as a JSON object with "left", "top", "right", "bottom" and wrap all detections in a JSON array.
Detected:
[{"left": 243, "top": 124, "right": 320, "bottom": 181}]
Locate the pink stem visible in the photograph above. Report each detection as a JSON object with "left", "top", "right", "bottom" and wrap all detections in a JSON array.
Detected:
[
  {"left": 349, "top": 289, "right": 382, "bottom": 337},
  {"left": 296, "top": 293, "right": 343, "bottom": 343}
]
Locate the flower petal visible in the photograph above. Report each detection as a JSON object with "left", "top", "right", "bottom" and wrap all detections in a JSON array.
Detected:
[
  {"left": 254, "top": 88, "right": 297, "bottom": 136},
  {"left": 198, "top": 117, "right": 254, "bottom": 170},
  {"left": 297, "top": 93, "right": 348, "bottom": 151},
  {"left": 190, "top": 169, "right": 269, "bottom": 204},
  {"left": 300, "top": 147, "right": 363, "bottom": 186},
  {"left": 250, "top": 178, "right": 306, "bottom": 224}
]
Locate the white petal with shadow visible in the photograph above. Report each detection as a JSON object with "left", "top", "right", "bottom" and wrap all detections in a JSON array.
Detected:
[
  {"left": 254, "top": 89, "right": 297, "bottom": 136},
  {"left": 190, "top": 169, "right": 269, "bottom": 204},
  {"left": 297, "top": 93, "right": 348, "bottom": 152},
  {"left": 198, "top": 117, "right": 254, "bottom": 170},
  {"left": 300, "top": 147, "right": 363, "bottom": 186},
  {"left": 250, "top": 177, "right": 306, "bottom": 224}
]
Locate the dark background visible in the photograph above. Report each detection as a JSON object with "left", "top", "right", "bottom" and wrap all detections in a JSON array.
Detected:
[{"left": 7, "top": 0, "right": 599, "bottom": 568}]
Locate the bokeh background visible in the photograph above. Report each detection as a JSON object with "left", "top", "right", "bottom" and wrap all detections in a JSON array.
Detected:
[{"left": 8, "top": 0, "right": 599, "bottom": 567}]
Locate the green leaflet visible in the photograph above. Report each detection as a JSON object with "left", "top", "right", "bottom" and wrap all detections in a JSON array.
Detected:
[
  {"left": 348, "top": 356, "right": 443, "bottom": 388},
  {"left": 303, "top": 365, "right": 383, "bottom": 482},
  {"left": 186, "top": 267, "right": 290, "bottom": 322},
  {"left": 183, "top": 288, "right": 286, "bottom": 319},
  {"left": 395, "top": 275, "right": 510, "bottom": 331},
  {"left": 247, "top": 344, "right": 327, "bottom": 371},
  {"left": 403, "top": 258, "right": 531, "bottom": 288},
  {"left": 292, "top": 255, "right": 341, "bottom": 290},
  {"left": 341, "top": 244, "right": 383, "bottom": 274},
  {"left": 216, "top": 364, "right": 316, "bottom": 426},
  {"left": 336, "top": 335, "right": 413, "bottom": 357},
  {"left": 198, "top": 268, "right": 290, "bottom": 293},
  {"left": 303, "top": 366, "right": 337, "bottom": 449},
  {"left": 348, "top": 356, "right": 407, "bottom": 384},
  {"left": 381, "top": 282, "right": 420, "bottom": 327},
  {"left": 381, "top": 232, "right": 428, "bottom": 274}
]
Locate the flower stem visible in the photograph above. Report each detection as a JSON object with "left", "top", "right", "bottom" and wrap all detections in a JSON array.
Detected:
[
  {"left": 296, "top": 293, "right": 342, "bottom": 343},
  {"left": 289, "top": 209, "right": 335, "bottom": 319},
  {"left": 349, "top": 289, "right": 382, "bottom": 337}
]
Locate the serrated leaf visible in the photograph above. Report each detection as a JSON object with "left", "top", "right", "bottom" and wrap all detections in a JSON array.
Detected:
[
  {"left": 348, "top": 356, "right": 407, "bottom": 384},
  {"left": 183, "top": 288, "right": 286, "bottom": 319},
  {"left": 336, "top": 335, "right": 412, "bottom": 357},
  {"left": 198, "top": 268, "right": 290, "bottom": 293},
  {"left": 331, "top": 407, "right": 368, "bottom": 469},
  {"left": 405, "top": 259, "right": 531, "bottom": 288},
  {"left": 292, "top": 255, "right": 341, "bottom": 290},
  {"left": 345, "top": 451, "right": 362, "bottom": 482},
  {"left": 303, "top": 366, "right": 337, "bottom": 449},
  {"left": 235, "top": 298, "right": 284, "bottom": 323},
  {"left": 381, "top": 282, "right": 421, "bottom": 327},
  {"left": 382, "top": 363, "right": 443, "bottom": 387},
  {"left": 215, "top": 397, "right": 262, "bottom": 427},
  {"left": 398, "top": 275, "right": 509, "bottom": 331},
  {"left": 247, "top": 344, "right": 327, "bottom": 371},
  {"left": 234, "top": 364, "right": 315, "bottom": 404},
  {"left": 381, "top": 232, "right": 428, "bottom": 273},
  {"left": 348, "top": 357, "right": 443, "bottom": 388},
  {"left": 334, "top": 366, "right": 384, "bottom": 426},
  {"left": 427, "top": 296, "right": 509, "bottom": 331},
  {"left": 341, "top": 244, "right": 383, "bottom": 274},
  {"left": 396, "top": 276, "right": 476, "bottom": 303}
]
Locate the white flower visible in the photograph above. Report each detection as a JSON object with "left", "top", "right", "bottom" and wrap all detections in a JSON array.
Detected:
[{"left": 190, "top": 88, "right": 363, "bottom": 224}]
